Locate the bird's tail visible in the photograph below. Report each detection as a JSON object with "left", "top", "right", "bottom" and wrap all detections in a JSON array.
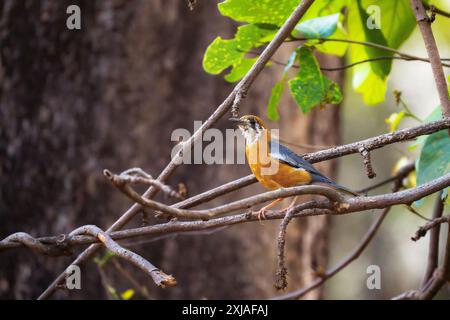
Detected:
[{"left": 312, "top": 174, "right": 359, "bottom": 196}]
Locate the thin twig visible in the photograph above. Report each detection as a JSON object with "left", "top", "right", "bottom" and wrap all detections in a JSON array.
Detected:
[
  {"left": 358, "top": 146, "right": 376, "bottom": 179},
  {"left": 417, "top": 223, "right": 450, "bottom": 299},
  {"left": 286, "top": 38, "right": 450, "bottom": 68},
  {"left": 411, "top": 215, "right": 449, "bottom": 242},
  {"left": 356, "top": 162, "right": 415, "bottom": 194},
  {"left": 264, "top": 55, "right": 450, "bottom": 71},
  {"left": 395, "top": 212, "right": 450, "bottom": 299},
  {"left": 423, "top": 1, "right": 450, "bottom": 19},
  {"left": 114, "top": 168, "right": 184, "bottom": 200}
]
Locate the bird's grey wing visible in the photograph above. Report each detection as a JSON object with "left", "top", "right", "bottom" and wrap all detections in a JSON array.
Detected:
[
  {"left": 269, "top": 140, "right": 324, "bottom": 176},
  {"left": 270, "top": 140, "right": 357, "bottom": 194}
]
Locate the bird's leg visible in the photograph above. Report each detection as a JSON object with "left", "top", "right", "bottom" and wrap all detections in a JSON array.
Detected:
[
  {"left": 256, "top": 198, "right": 283, "bottom": 221},
  {"left": 280, "top": 196, "right": 298, "bottom": 214}
]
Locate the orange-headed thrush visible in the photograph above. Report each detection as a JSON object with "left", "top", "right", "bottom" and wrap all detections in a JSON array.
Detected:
[{"left": 230, "top": 115, "right": 357, "bottom": 219}]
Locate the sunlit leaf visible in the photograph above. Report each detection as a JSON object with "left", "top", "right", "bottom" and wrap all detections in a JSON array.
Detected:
[
  {"left": 385, "top": 111, "right": 406, "bottom": 132},
  {"left": 203, "top": 37, "right": 242, "bottom": 75},
  {"left": 234, "top": 24, "right": 276, "bottom": 51},
  {"left": 348, "top": 1, "right": 392, "bottom": 105},
  {"left": 218, "top": 0, "right": 300, "bottom": 26},
  {"left": 224, "top": 57, "right": 258, "bottom": 82},
  {"left": 361, "top": 0, "right": 416, "bottom": 49},
  {"left": 203, "top": 24, "right": 276, "bottom": 79},
  {"left": 300, "top": 0, "right": 349, "bottom": 21}
]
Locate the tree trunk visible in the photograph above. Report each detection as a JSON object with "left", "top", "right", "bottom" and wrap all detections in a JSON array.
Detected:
[{"left": 0, "top": 0, "right": 342, "bottom": 299}]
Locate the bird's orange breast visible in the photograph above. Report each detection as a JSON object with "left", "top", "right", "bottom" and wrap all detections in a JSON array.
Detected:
[{"left": 246, "top": 142, "right": 312, "bottom": 190}]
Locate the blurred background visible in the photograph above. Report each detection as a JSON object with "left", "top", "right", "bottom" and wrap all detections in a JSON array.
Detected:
[{"left": 0, "top": 0, "right": 449, "bottom": 299}]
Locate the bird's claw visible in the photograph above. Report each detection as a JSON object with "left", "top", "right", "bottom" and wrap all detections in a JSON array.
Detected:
[{"left": 254, "top": 208, "right": 267, "bottom": 224}]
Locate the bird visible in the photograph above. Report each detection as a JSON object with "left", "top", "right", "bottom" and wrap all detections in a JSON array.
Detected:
[{"left": 230, "top": 115, "right": 357, "bottom": 220}]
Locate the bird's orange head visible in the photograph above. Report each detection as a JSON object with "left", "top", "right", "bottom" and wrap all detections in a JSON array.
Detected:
[{"left": 229, "top": 115, "right": 268, "bottom": 145}]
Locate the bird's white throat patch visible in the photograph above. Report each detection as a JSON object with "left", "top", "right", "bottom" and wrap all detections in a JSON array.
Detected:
[{"left": 239, "top": 126, "right": 262, "bottom": 145}]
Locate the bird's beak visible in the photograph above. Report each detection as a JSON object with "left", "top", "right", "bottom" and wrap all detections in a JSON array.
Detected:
[{"left": 229, "top": 117, "right": 245, "bottom": 125}]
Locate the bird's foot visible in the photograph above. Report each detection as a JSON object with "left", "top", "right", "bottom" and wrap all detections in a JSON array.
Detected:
[
  {"left": 253, "top": 198, "right": 283, "bottom": 225},
  {"left": 251, "top": 208, "right": 267, "bottom": 225}
]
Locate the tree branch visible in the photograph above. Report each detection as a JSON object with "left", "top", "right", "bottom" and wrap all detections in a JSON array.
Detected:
[
  {"left": 301, "top": 118, "right": 450, "bottom": 163},
  {"left": 2, "top": 173, "right": 449, "bottom": 256},
  {"left": 410, "top": 0, "right": 450, "bottom": 118},
  {"left": 419, "top": 224, "right": 450, "bottom": 299},
  {"left": 420, "top": 191, "right": 445, "bottom": 287},
  {"left": 69, "top": 225, "right": 176, "bottom": 288}
]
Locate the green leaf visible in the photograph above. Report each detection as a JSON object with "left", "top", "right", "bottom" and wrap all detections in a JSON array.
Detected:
[
  {"left": 267, "top": 82, "right": 284, "bottom": 121},
  {"left": 416, "top": 130, "right": 450, "bottom": 197},
  {"left": 294, "top": 13, "right": 340, "bottom": 39},
  {"left": 300, "top": 0, "right": 349, "bottom": 21},
  {"left": 121, "top": 289, "right": 135, "bottom": 300},
  {"left": 224, "top": 57, "right": 257, "bottom": 82},
  {"left": 385, "top": 111, "right": 406, "bottom": 132},
  {"left": 348, "top": 0, "right": 392, "bottom": 105},
  {"left": 323, "top": 76, "right": 343, "bottom": 104},
  {"left": 288, "top": 47, "right": 325, "bottom": 113},
  {"left": 298, "top": 0, "right": 349, "bottom": 56},
  {"left": 203, "top": 37, "right": 243, "bottom": 75},
  {"left": 288, "top": 47, "right": 342, "bottom": 113},
  {"left": 362, "top": 0, "right": 416, "bottom": 49},
  {"left": 218, "top": 0, "right": 300, "bottom": 26},
  {"left": 203, "top": 24, "right": 276, "bottom": 79},
  {"left": 234, "top": 24, "right": 276, "bottom": 51},
  {"left": 266, "top": 51, "right": 297, "bottom": 120}
]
